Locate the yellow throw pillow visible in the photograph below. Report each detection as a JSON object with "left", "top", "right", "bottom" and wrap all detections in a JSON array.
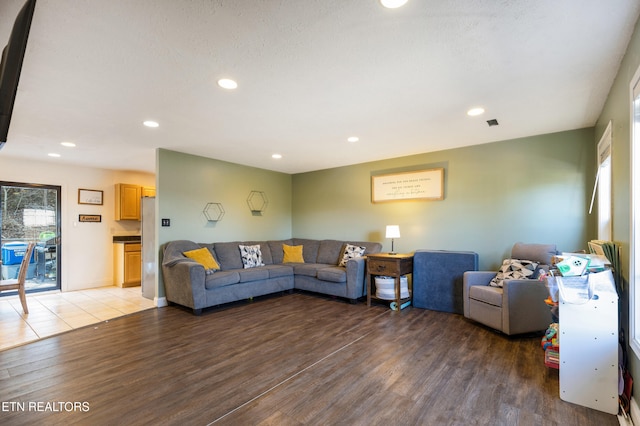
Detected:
[
  {"left": 282, "top": 244, "right": 304, "bottom": 263},
  {"left": 183, "top": 247, "right": 220, "bottom": 270}
]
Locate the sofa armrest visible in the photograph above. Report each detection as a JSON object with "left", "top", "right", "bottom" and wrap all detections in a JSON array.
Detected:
[
  {"left": 162, "top": 260, "right": 207, "bottom": 310},
  {"left": 345, "top": 257, "right": 367, "bottom": 299},
  {"left": 502, "top": 279, "right": 552, "bottom": 335}
]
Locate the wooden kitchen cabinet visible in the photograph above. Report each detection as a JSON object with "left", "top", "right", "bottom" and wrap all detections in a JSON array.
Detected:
[
  {"left": 114, "top": 242, "right": 141, "bottom": 287},
  {"left": 115, "top": 183, "right": 141, "bottom": 220},
  {"left": 141, "top": 186, "right": 156, "bottom": 197}
]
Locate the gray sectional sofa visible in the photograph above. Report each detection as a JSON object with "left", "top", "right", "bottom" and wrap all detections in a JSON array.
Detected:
[{"left": 162, "top": 238, "right": 382, "bottom": 314}]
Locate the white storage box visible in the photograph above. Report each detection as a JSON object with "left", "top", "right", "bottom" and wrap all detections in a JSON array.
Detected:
[{"left": 375, "top": 276, "right": 409, "bottom": 300}]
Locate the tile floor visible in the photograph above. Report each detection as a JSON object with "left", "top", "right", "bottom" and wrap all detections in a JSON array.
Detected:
[{"left": 0, "top": 286, "right": 156, "bottom": 351}]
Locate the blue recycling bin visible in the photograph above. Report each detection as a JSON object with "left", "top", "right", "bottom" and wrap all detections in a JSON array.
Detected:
[{"left": 1, "top": 242, "right": 35, "bottom": 265}]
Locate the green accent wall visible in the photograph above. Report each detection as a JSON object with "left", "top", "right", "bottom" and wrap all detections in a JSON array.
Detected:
[
  {"left": 594, "top": 14, "right": 640, "bottom": 402},
  {"left": 156, "top": 149, "right": 292, "bottom": 297},
  {"left": 157, "top": 149, "right": 292, "bottom": 243},
  {"left": 293, "top": 128, "right": 595, "bottom": 270}
]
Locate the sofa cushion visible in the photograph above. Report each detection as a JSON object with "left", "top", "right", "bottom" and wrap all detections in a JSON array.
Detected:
[
  {"left": 292, "top": 238, "right": 321, "bottom": 263},
  {"left": 338, "top": 243, "right": 366, "bottom": 266},
  {"left": 489, "top": 259, "right": 538, "bottom": 287},
  {"left": 469, "top": 285, "right": 503, "bottom": 307},
  {"left": 292, "top": 263, "right": 329, "bottom": 277},
  {"left": 283, "top": 244, "right": 305, "bottom": 263},
  {"left": 316, "top": 240, "right": 344, "bottom": 264},
  {"left": 317, "top": 266, "right": 347, "bottom": 283},
  {"left": 264, "top": 264, "right": 294, "bottom": 279},
  {"left": 239, "top": 244, "right": 266, "bottom": 269},
  {"left": 183, "top": 247, "right": 220, "bottom": 271},
  {"left": 213, "top": 242, "right": 245, "bottom": 270},
  {"left": 238, "top": 267, "right": 269, "bottom": 283},
  {"left": 267, "top": 239, "right": 293, "bottom": 264},
  {"left": 204, "top": 271, "right": 240, "bottom": 289}
]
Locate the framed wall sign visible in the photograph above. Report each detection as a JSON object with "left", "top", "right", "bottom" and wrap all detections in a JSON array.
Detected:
[
  {"left": 78, "top": 189, "right": 103, "bottom": 205},
  {"left": 371, "top": 168, "right": 444, "bottom": 203},
  {"left": 79, "top": 214, "right": 101, "bottom": 222}
]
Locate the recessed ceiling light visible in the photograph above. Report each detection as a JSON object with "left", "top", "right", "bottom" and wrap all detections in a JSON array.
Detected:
[
  {"left": 467, "top": 107, "right": 485, "bottom": 117},
  {"left": 48, "top": 153, "right": 61, "bottom": 158},
  {"left": 60, "top": 141, "right": 76, "bottom": 147},
  {"left": 347, "top": 137, "right": 359, "bottom": 143},
  {"left": 218, "top": 78, "right": 238, "bottom": 90},
  {"left": 380, "top": 0, "right": 409, "bottom": 9},
  {"left": 272, "top": 154, "right": 282, "bottom": 159},
  {"left": 143, "top": 120, "right": 159, "bottom": 128}
]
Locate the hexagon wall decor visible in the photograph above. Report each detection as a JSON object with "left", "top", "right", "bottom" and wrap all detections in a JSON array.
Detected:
[
  {"left": 247, "top": 191, "right": 268, "bottom": 214},
  {"left": 203, "top": 202, "right": 225, "bottom": 221}
]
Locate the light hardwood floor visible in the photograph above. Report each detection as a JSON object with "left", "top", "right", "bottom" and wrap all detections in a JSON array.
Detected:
[
  {"left": 0, "top": 292, "right": 619, "bottom": 425},
  {"left": 0, "top": 286, "right": 155, "bottom": 351}
]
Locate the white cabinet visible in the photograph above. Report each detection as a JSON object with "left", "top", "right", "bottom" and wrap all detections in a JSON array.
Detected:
[{"left": 558, "top": 270, "right": 618, "bottom": 414}]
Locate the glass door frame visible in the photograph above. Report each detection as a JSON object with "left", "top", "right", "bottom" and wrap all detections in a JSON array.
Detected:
[{"left": 0, "top": 180, "right": 62, "bottom": 294}]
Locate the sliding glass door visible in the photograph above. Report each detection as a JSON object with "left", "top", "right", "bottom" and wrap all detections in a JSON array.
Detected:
[{"left": 0, "top": 182, "right": 61, "bottom": 293}]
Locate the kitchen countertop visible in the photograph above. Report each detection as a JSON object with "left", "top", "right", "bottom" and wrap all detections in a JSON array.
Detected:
[{"left": 113, "top": 235, "right": 141, "bottom": 243}]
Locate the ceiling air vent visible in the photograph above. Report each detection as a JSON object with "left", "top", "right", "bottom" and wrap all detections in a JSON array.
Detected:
[{"left": 487, "top": 119, "right": 499, "bottom": 127}]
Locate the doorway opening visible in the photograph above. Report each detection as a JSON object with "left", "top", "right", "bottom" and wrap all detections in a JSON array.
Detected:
[{"left": 0, "top": 181, "right": 61, "bottom": 294}]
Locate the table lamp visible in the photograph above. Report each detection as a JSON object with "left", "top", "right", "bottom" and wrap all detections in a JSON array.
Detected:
[{"left": 386, "top": 225, "right": 400, "bottom": 254}]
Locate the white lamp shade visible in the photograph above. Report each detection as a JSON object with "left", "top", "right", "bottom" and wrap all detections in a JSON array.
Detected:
[{"left": 385, "top": 225, "right": 401, "bottom": 239}]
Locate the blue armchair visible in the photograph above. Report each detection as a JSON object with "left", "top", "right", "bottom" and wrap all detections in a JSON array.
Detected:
[{"left": 463, "top": 243, "right": 556, "bottom": 335}]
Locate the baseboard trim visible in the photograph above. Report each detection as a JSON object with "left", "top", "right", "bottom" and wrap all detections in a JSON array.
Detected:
[{"left": 155, "top": 296, "right": 168, "bottom": 307}]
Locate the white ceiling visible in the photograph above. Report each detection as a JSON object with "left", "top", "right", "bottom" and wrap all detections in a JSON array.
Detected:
[{"left": 1, "top": 0, "right": 639, "bottom": 174}]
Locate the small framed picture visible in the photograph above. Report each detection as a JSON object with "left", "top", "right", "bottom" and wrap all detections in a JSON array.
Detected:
[
  {"left": 79, "top": 214, "right": 102, "bottom": 222},
  {"left": 78, "top": 189, "right": 103, "bottom": 205}
]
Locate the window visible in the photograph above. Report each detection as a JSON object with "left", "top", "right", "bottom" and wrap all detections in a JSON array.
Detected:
[
  {"left": 596, "top": 121, "right": 612, "bottom": 241},
  {"left": 630, "top": 65, "right": 640, "bottom": 355}
]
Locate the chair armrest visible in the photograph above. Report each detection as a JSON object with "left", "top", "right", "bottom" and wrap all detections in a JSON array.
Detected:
[
  {"left": 502, "top": 279, "right": 549, "bottom": 301},
  {"left": 502, "top": 279, "right": 552, "bottom": 335},
  {"left": 463, "top": 271, "right": 497, "bottom": 288},
  {"left": 463, "top": 271, "right": 497, "bottom": 317}
]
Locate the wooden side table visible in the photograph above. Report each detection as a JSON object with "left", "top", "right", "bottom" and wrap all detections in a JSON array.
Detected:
[{"left": 366, "top": 253, "right": 414, "bottom": 310}]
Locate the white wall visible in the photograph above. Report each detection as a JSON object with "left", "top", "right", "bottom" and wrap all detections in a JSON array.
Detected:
[{"left": 0, "top": 156, "right": 154, "bottom": 291}]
